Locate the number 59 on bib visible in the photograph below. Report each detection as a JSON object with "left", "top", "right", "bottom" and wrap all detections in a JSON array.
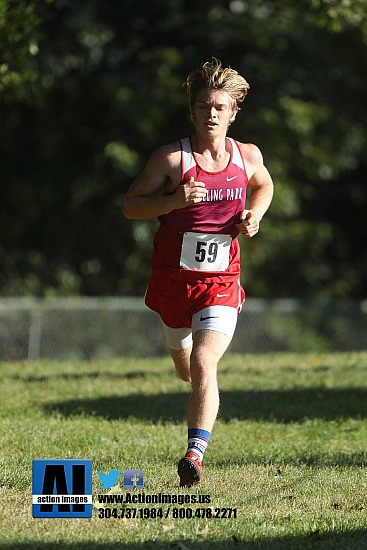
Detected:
[{"left": 180, "top": 232, "right": 232, "bottom": 272}]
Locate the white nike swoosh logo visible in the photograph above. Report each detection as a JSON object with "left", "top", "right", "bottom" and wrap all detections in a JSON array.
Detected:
[
  {"left": 217, "top": 293, "right": 229, "bottom": 297},
  {"left": 226, "top": 176, "right": 238, "bottom": 182}
]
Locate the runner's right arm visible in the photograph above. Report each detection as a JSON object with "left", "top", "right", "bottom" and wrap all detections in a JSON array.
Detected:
[{"left": 123, "top": 145, "right": 206, "bottom": 219}]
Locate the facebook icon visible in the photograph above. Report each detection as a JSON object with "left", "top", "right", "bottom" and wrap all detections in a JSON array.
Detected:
[{"left": 123, "top": 469, "right": 143, "bottom": 489}]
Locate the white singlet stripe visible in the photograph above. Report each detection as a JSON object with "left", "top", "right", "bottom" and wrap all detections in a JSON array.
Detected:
[{"left": 181, "top": 137, "right": 196, "bottom": 176}]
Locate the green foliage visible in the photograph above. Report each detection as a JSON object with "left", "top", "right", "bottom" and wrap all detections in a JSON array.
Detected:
[
  {"left": 0, "top": 0, "right": 48, "bottom": 103},
  {"left": 310, "top": 0, "right": 367, "bottom": 40},
  {"left": 0, "top": 0, "right": 366, "bottom": 297}
]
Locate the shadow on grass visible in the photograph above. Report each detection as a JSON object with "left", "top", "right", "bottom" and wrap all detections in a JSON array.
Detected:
[
  {"left": 2, "top": 528, "right": 367, "bottom": 549},
  {"left": 10, "top": 370, "right": 165, "bottom": 384},
  {"left": 43, "top": 388, "right": 367, "bottom": 424}
]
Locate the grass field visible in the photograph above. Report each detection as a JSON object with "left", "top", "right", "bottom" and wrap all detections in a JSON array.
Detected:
[{"left": 1, "top": 352, "right": 367, "bottom": 549}]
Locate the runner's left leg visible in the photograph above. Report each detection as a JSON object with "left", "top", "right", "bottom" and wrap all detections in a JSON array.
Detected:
[
  {"left": 178, "top": 329, "right": 231, "bottom": 486},
  {"left": 188, "top": 329, "right": 230, "bottom": 431}
]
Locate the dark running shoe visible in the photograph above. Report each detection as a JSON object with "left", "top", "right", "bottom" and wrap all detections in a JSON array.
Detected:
[{"left": 178, "top": 452, "right": 202, "bottom": 487}]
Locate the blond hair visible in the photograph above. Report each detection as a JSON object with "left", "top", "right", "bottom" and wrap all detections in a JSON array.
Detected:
[{"left": 186, "top": 57, "right": 250, "bottom": 120}]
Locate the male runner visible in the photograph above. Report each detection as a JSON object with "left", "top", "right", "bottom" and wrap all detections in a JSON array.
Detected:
[{"left": 123, "top": 58, "right": 274, "bottom": 487}]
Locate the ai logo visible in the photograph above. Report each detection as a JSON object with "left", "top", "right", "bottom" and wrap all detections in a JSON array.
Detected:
[{"left": 32, "top": 459, "right": 92, "bottom": 518}]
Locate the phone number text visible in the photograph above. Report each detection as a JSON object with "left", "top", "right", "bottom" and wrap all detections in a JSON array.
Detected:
[{"left": 98, "top": 507, "right": 237, "bottom": 519}]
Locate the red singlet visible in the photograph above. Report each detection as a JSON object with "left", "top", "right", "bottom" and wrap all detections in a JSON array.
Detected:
[
  {"left": 145, "top": 136, "right": 248, "bottom": 328},
  {"left": 150, "top": 136, "right": 249, "bottom": 282}
]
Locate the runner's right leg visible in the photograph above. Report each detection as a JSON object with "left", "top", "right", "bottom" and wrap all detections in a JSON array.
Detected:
[
  {"left": 162, "top": 323, "right": 192, "bottom": 383},
  {"left": 169, "top": 348, "right": 192, "bottom": 382}
]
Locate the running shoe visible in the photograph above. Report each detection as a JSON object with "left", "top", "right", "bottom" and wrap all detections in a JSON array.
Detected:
[{"left": 178, "top": 452, "right": 202, "bottom": 487}]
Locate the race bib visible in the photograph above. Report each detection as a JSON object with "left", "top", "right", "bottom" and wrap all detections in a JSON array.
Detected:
[{"left": 180, "top": 232, "right": 232, "bottom": 271}]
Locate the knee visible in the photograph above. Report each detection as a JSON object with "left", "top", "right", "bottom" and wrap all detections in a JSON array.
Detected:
[
  {"left": 176, "top": 366, "right": 191, "bottom": 383},
  {"left": 190, "top": 352, "right": 217, "bottom": 385},
  {"left": 173, "top": 357, "right": 191, "bottom": 383},
  {"left": 170, "top": 348, "right": 191, "bottom": 383}
]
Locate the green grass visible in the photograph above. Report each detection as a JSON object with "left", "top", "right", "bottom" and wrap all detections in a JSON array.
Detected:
[{"left": 1, "top": 352, "right": 367, "bottom": 549}]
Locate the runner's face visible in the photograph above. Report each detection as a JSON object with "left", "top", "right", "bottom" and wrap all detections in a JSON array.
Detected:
[{"left": 193, "top": 89, "right": 236, "bottom": 136}]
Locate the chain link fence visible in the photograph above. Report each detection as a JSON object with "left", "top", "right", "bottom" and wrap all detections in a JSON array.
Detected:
[{"left": 0, "top": 297, "right": 366, "bottom": 361}]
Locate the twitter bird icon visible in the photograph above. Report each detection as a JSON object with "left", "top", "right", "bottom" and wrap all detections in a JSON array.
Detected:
[{"left": 98, "top": 469, "right": 120, "bottom": 489}]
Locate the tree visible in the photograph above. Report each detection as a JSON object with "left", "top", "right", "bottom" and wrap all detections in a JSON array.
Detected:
[{"left": 0, "top": 0, "right": 366, "bottom": 298}]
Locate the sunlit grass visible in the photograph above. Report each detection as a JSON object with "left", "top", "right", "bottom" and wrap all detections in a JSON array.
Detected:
[{"left": 1, "top": 352, "right": 367, "bottom": 548}]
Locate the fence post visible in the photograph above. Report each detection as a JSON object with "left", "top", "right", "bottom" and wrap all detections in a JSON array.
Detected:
[{"left": 28, "top": 309, "right": 42, "bottom": 360}]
